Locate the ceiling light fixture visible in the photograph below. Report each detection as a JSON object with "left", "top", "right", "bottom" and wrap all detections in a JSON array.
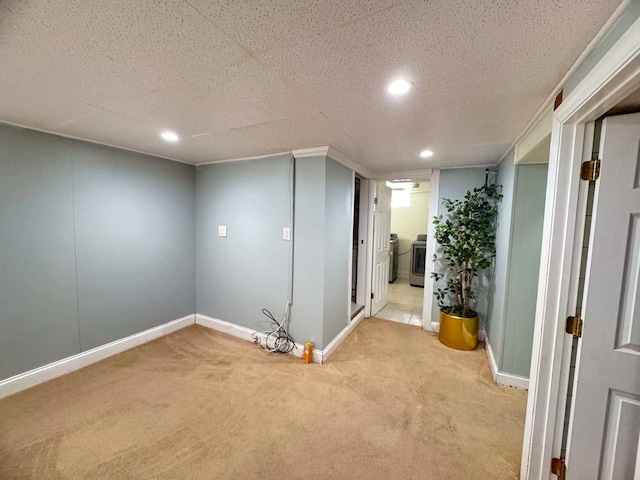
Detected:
[
  {"left": 387, "top": 79, "right": 412, "bottom": 95},
  {"left": 161, "top": 131, "right": 180, "bottom": 143},
  {"left": 419, "top": 149, "right": 434, "bottom": 158}
]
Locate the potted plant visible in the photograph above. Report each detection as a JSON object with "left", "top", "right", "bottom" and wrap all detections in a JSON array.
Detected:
[{"left": 432, "top": 183, "right": 501, "bottom": 350}]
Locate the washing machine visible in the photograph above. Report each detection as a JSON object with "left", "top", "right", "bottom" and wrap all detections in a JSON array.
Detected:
[{"left": 410, "top": 234, "right": 427, "bottom": 287}]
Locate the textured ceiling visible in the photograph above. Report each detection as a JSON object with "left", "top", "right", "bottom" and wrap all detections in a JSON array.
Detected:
[{"left": 0, "top": 0, "right": 622, "bottom": 171}]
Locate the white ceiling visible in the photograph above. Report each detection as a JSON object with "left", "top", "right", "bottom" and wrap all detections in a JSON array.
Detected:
[{"left": 0, "top": 0, "right": 622, "bottom": 171}]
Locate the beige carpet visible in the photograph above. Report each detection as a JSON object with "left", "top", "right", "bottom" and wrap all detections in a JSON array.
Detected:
[{"left": 0, "top": 318, "right": 527, "bottom": 479}]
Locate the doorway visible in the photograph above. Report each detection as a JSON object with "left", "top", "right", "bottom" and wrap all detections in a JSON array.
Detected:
[
  {"left": 370, "top": 179, "right": 430, "bottom": 327},
  {"left": 523, "top": 22, "right": 640, "bottom": 478}
]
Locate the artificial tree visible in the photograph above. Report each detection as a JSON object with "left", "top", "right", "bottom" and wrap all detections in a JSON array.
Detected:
[{"left": 432, "top": 183, "right": 502, "bottom": 318}]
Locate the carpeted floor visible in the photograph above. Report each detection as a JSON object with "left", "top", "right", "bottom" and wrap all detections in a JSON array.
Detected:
[{"left": 0, "top": 318, "right": 527, "bottom": 479}]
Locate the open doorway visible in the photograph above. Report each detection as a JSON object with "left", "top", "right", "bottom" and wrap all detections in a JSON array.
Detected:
[
  {"left": 350, "top": 175, "right": 368, "bottom": 320},
  {"left": 371, "top": 179, "right": 430, "bottom": 327}
]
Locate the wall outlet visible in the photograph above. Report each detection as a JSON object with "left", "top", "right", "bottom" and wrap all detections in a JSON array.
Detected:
[
  {"left": 218, "top": 225, "right": 227, "bottom": 237},
  {"left": 283, "top": 227, "right": 291, "bottom": 241}
]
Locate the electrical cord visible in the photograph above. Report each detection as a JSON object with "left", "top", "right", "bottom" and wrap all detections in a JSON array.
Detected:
[
  {"left": 252, "top": 307, "right": 297, "bottom": 354},
  {"left": 254, "top": 154, "right": 298, "bottom": 355}
]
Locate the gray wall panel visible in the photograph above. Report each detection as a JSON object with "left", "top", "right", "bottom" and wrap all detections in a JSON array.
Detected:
[
  {"left": 73, "top": 145, "right": 195, "bottom": 350},
  {"left": 501, "top": 164, "right": 547, "bottom": 377},
  {"left": 487, "top": 150, "right": 517, "bottom": 368},
  {"left": 322, "top": 158, "right": 352, "bottom": 347},
  {"left": 0, "top": 124, "right": 196, "bottom": 379},
  {"left": 0, "top": 126, "right": 80, "bottom": 379},
  {"left": 291, "top": 156, "right": 326, "bottom": 347},
  {"left": 196, "top": 156, "right": 294, "bottom": 337}
]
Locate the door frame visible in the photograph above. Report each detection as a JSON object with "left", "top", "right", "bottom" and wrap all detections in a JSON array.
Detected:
[
  {"left": 364, "top": 173, "right": 433, "bottom": 324},
  {"left": 522, "top": 15, "right": 640, "bottom": 480}
]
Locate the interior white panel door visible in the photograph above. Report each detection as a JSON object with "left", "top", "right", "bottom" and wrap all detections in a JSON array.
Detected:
[
  {"left": 371, "top": 182, "right": 391, "bottom": 316},
  {"left": 567, "top": 113, "right": 640, "bottom": 479}
]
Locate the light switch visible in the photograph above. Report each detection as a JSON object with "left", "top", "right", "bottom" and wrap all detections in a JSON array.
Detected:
[
  {"left": 218, "top": 225, "right": 227, "bottom": 237},
  {"left": 283, "top": 227, "right": 291, "bottom": 240}
]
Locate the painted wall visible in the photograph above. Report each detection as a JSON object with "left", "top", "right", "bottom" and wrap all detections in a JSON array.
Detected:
[
  {"left": 195, "top": 155, "right": 294, "bottom": 340},
  {"left": 431, "top": 168, "right": 491, "bottom": 327},
  {"left": 486, "top": 148, "right": 548, "bottom": 378},
  {"left": 390, "top": 185, "right": 430, "bottom": 278},
  {"left": 322, "top": 158, "right": 352, "bottom": 347},
  {"left": 487, "top": 149, "right": 517, "bottom": 366},
  {"left": 0, "top": 124, "right": 195, "bottom": 380},
  {"left": 500, "top": 164, "right": 548, "bottom": 377},
  {"left": 196, "top": 154, "right": 353, "bottom": 350}
]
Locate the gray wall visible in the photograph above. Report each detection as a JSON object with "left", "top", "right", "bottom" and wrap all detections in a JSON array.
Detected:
[
  {"left": 196, "top": 154, "right": 353, "bottom": 350},
  {"left": 431, "top": 168, "right": 490, "bottom": 327},
  {"left": 322, "top": 158, "right": 352, "bottom": 347},
  {"left": 487, "top": 149, "right": 517, "bottom": 365},
  {"left": 0, "top": 124, "right": 195, "bottom": 380},
  {"left": 486, "top": 148, "right": 548, "bottom": 378},
  {"left": 500, "top": 164, "right": 547, "bottom": 377},
  {"left": 196, "top": 155, "right": 295, "bottom": 338}
]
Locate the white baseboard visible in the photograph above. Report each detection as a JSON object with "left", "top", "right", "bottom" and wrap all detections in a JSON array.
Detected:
[
  {"left": 485, "top": 339, "right": 529, "bottom": 390},
  {"left": 0, "top": 314, "right": 195, "bottom": 400},
  {"left": 195, "top": 313, "right": 323, "bottom": 363},
  {"left": 195, "top": 313, "right": 365, "bottom": 364},
  {"left": 323, "top": 310, "right": 365, "bottom": 363}
]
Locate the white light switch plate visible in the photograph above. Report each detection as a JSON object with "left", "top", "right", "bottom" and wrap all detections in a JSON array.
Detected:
[
  {"left": 218, "top": 225, "right": 227, "bottom": 237},
  {"left": 283, "top": 227, "right": 291, "bottom": 240}
]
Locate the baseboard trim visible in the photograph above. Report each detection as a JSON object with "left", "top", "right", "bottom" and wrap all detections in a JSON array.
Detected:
[
  {"left": 0, "top": 314, "right": 195, "bottom": 400},
  {"left": 485, "top": 339, "right": 529, "bottom": 390},
  {"left": 195, "top": 313, "right": 365, "bottom": 364},
  {"left": 195, "top": 313, "right": 322, "bottom": 363},
  {"left": 323, "top": 310, "right": 365, "bottom": 363}
]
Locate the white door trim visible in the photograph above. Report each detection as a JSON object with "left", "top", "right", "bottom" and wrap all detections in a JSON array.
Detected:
[
  {"left": 423, "top": 169, "right": 440, "bottom": 331},
  {"left": 364, "top": 179, "right": 376, "bottom": 317},
  {"left": 523, "top": 14, "right": 640, "bottom": 480}
]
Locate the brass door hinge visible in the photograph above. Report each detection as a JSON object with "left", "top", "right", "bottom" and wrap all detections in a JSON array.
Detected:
[
  {"left": 581, "top": 159, "right": 601, "bottom": 181},
  {"left": 566, "top": 316, "right": 583, "bottom": 338},
  {"left": 551, "top": 457, "right": 567, "bottom": 477}
]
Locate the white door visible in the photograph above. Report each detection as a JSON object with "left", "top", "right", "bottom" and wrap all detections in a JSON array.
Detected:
[
  {"left": 567, "top": 113, "right": 640, "bottom": 479},
  {"left": 371, "top": 182, "right": 391, "bottom": 316}
]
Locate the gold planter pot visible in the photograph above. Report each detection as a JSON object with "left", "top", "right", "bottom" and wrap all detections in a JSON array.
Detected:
[{"left": 439, "top": 310, "right": 478, "bottom": 351}]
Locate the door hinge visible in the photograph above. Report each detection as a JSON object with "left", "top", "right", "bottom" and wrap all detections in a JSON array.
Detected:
[
  {"left": 581, "top": 159, "right": 601, "bottom": 181},
  {"left": 371, "top": 292, "right": 374, "bottom": 299},
  {"left": 566, "top": 316, "right": 583, "bottom": 338},
  {"left": 551, "top": 457, "right": 567, "bottom": 477},
  {"left": 373, "top": 197, "right": 378, "bottom": 205}
]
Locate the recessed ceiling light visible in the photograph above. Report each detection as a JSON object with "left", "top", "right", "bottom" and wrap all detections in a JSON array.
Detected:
[
  {"left": 387, "top": 79, "right": 412, "bottom": 95},
  {"left": 419, "top": 149, "right": 434, "bottom": 158},
  {"left": 161, "top": 131, "right": 179, "bottom": 143}
]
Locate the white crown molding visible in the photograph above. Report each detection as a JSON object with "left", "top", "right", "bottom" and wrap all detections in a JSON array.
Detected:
[
  {"left": 0, "top": 314, "right": 195, "bottom": 399},
  {"left": 369, "top": 168, "right": 433, "bottom": 180},
  {"left": 196, "top": 150, "right": 291, "bottom": 167},
  {"left": 291, "top": 145, "right": 330, "bottom": 158},
  {"left": 0, "top": 121, "right": 197, "bottom": 166},
  {"left": 292, "top": 145, "right": 372, "bottom": 178}
]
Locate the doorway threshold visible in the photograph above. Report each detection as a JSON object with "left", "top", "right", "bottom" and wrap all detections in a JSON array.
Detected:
[{"left": 350, "top": 302, "right": 364, "bottom": 320}]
